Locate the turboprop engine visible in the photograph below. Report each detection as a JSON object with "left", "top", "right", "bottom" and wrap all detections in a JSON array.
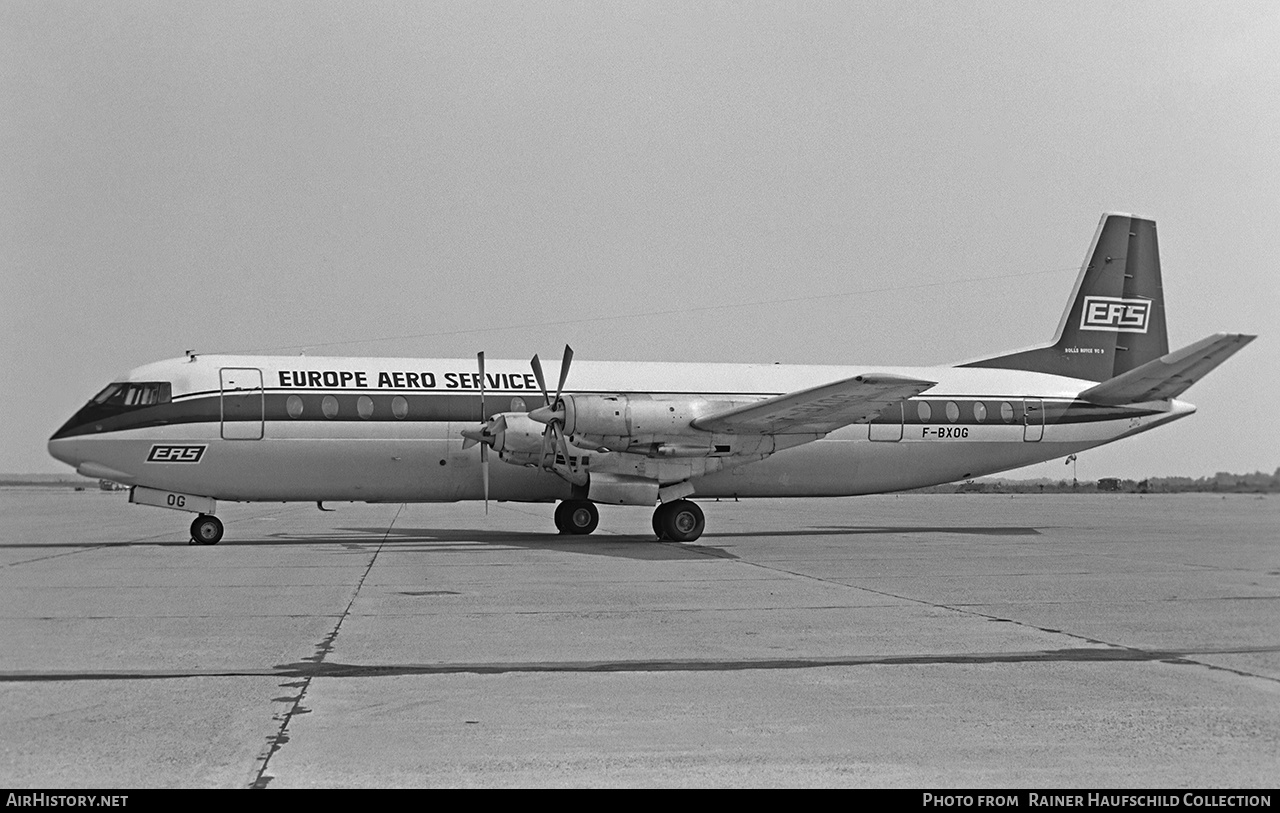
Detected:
[
  {"left": 547, "top": 394, "right": 714, "bottom": 453},
  {"left": 483, "top": 413, "right": 549, "bottom": 466}
]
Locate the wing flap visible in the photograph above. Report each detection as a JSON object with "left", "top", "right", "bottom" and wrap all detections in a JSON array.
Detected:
[
  {"left": 1080, "top": 333, "right": 1255, "bottom": 405},
  {"left": 692, "top": 374, "right": 936, "bottom": 435}
]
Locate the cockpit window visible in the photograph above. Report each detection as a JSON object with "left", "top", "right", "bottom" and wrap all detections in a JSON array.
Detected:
[
  {"left": 90, "top": 382, "right": 171, "bottom": 408},
  {"left": 91, "top": 383, "right": 123, "bottom": 404}
]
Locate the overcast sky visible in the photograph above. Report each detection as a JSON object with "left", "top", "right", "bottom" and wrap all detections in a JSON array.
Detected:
[{"left": 3, "top": 1, "right": 1277, "bottom": 479}]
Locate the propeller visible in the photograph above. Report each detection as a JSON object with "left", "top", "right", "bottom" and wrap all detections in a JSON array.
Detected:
[
  {"left": 529, "top": 346, "right": 573, "bottom": 470},
  {"left": 459, "top": 346, "right": 579, "bottom": 494},
  {"left": 459, "top": 352, "right": 492, "bottom": 512},
  {"left": 480, "top": 352, "right": 489, "bottom": 512}
]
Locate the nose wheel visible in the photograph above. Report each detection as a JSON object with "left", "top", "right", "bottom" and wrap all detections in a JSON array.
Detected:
[
  {"left": 554, "top": 499, "right": 599, "bottom": 535},
  {"left": 652, "top": 500, "right": 705, "bottom": 542},
  {"left": 190, "top": 514, "right": 224, "bottom": 546}
]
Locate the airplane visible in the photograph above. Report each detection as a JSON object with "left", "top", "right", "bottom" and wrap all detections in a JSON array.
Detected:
[{"left": 47, "top": 213, "right": 1254, "bottom": 545}]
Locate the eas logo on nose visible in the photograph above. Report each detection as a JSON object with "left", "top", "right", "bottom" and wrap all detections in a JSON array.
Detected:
[
  {"left": 1080, "top": 296, "right": 1151, "bottom": 333},
  {"left": 147, "top": 445, "right": 207, "bottom": 463}
]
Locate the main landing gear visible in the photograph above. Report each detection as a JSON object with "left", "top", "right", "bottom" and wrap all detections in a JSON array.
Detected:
[
  {"left": 190, "top": 514, "right": 224, "bottom": 546},
  {"left": 552, "top": 499, "right": 706, "bottom": 542},
  {"left": 554, "top": 499, "right": 599, "bottom": 535},
  {"left": 652, "top": 500, "right": 705, "bottom": 542}
]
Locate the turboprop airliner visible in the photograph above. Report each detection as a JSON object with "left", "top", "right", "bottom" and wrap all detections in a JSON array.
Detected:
[{"left": 48, "top": 214, "right": 1254, "bottom": 545}]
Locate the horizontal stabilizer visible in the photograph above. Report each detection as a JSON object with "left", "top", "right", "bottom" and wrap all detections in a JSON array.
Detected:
[
  {"left": 693, "top": 374, "right": 936, "bottom": 435},
  {"left": 1079, "top": 333, "right": 1255, "bottom": 405}
]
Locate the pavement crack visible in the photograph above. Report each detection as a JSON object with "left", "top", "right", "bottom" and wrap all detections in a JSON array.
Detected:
[
  {"left": 247, "top": 503, "right": 402, "bottom": 789},
  {"left": 700, "top": 537, "right": 1280, "bottom": 686}
]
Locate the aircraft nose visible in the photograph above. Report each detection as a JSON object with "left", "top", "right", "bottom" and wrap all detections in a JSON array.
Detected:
[{"left": 47, "top": 435, "right": 80, "bottom": 467}]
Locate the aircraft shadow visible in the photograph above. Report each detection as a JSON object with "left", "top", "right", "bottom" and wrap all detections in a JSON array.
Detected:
[
  {"left": 226, "top": 526, "right": 740, "bottom": 561},
  {"left": 1, "top": 524, "right": 1035, "bottom": 553},
  {"left": 703, "top": 524, "right": 1042, "bottom": 539}
]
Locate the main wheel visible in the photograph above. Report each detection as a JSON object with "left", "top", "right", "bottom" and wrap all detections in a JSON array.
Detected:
[
  {"left": 190, "top": 514, "right": 224, "bottom": 546},
  {"left": 652, "top": 504, "right": 669, "bottom": 539},
  {"left": 656, "top": 500, "right": 704, "bottom": 542},
  {"left": 554, "top": 501, "right": 569, "bottom": 534},
  {"left": 555, "top": 500, "right": 599, "bottom": 535}
]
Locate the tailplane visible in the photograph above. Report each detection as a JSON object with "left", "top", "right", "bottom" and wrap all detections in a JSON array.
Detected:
[
  {"left": 1079, "top": 332, "right": 1255, "bottom": 405},
  {"left": 963, "top": 213, "right": 1169, "bottom": 381}
]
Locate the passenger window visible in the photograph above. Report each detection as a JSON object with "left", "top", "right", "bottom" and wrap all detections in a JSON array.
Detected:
[
  {"left": 945, "top": 401, "right": 960, "bottom": 423},
  {"left": 322, "top": 395, "right": 339, "bottom": 419},
  {"left": 357, "top": 395, "right": 374, "bottom": 419},
  {"left": 917, "top": 401, "right": 932, "bottom": 422},
  {"left": 392, "top": 396, "right": 409, "bottom": 420},
  {"left": 1000, "top": 402, "right": 1015, "bottom": 423},
  {"left": 286, "top": 395, "right": 304, "bottom": 419},
  {"left": 973, "top": 401, "right": 987, "bottom": 423}
]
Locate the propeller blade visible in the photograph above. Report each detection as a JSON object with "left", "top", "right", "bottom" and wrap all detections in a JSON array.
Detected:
[
  {"left": 477, "top": 352, "right": 489, "bottom": 514},
  {"left": 530, "top": 354, "right": 549, "bottom": 406},
  {"left": 477, "top": 350, "right": 487, "bottom": 420},
  {"left": 540, "top": 421, "right": 553, "bottom": 467},
  {"left": 554, "top": 423, "right": 572, "bottom": 467},
  {"left": 481, "top": 443, "right": 489, "bottom": 514},
  {"left": 552, "top": 345, "right": 574, "bottom": 406}
]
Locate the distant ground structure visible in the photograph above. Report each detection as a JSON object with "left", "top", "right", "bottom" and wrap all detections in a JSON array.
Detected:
[{"left": 921, "top": 468, "right": 1279, "bottom": 495}]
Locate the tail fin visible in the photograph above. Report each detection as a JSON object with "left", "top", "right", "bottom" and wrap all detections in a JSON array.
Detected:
[{"left": 962, "top": 213, "right": 1169, "bottom": 381}]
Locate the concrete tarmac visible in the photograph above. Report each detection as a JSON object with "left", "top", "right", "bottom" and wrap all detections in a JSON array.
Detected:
[{"left": 1, "top": 489, "right": 1276, "bottom": 788}]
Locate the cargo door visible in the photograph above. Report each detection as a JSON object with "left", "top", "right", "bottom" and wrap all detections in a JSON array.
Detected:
[{"left": 221, "top": 368, "right": 264, "bottom": 440}]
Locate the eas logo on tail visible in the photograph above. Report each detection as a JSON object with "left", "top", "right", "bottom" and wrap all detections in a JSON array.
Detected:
[{"left": 1080, "top": 296, "right": 1151, "bottom": 333}]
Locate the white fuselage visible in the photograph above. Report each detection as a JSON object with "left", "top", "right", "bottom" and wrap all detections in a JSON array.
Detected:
[{"left": 48, "top": 354, "right": 1193, "bottom": 504}]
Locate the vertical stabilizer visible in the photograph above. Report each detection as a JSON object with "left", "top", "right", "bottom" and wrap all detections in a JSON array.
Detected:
[{"left": 962, "top": 213, "right": 1169, "bottom": 382}]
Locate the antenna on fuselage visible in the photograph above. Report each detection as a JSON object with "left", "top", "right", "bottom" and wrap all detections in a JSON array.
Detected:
[{"left": 185, "top": 349, "right": 198, "bottom": 363}]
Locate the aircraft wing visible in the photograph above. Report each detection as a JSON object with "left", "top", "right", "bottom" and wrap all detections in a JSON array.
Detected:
[
  {"left": 692, "top": 374, "right": 936, "bottom": 435},
  {"left": 1080, "top": 333, "right": 1256, "bottom": 405}
]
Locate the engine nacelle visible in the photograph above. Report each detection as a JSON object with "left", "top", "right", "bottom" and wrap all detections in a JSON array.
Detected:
[
  {"left": 561, "top": 394, "right": 710, "bottom": 450},
  {"left": 491, "top": 413, "right": 546, "bottom": 465}
]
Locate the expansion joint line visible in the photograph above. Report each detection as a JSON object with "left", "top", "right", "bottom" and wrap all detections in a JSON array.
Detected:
[
  {"left": 693, "top": 545, "right": 1280, "bottom": 686},
  {"left": 248, "top": 503, "right": 404, "bottom": 789}
]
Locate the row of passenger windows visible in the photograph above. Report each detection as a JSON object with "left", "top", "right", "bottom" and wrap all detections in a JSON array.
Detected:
[
  {"left": 281, "top": 394, "right": 1026, "bottom": 424},
  {"left": 912, "top": 400, "right": 1018, "bottom": 424},
  {"left": 286, "top": 394, "right": 411, "bottom": 420}
]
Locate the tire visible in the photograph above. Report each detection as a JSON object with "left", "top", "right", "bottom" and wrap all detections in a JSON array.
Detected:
[
  {"left": 657, "top": 500, "right": 704, "bottom": 542},
  {"left": 190, "top": 514, "right": 224, "bottom": 546},
  {"left": 652, "top": 506, "right": 667, "bottom": 540},
  {"left": 559, "top": 500, "right": 599, "bottom": 535}
]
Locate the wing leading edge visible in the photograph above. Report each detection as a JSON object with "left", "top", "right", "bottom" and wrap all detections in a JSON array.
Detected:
[{"left": 692, "top": 374, "right": 937, "bottom": 435}]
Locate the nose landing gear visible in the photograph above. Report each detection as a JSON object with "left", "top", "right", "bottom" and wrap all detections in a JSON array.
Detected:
[{"left": 190, "top": 514, "right": 224, "bottom": 546}]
